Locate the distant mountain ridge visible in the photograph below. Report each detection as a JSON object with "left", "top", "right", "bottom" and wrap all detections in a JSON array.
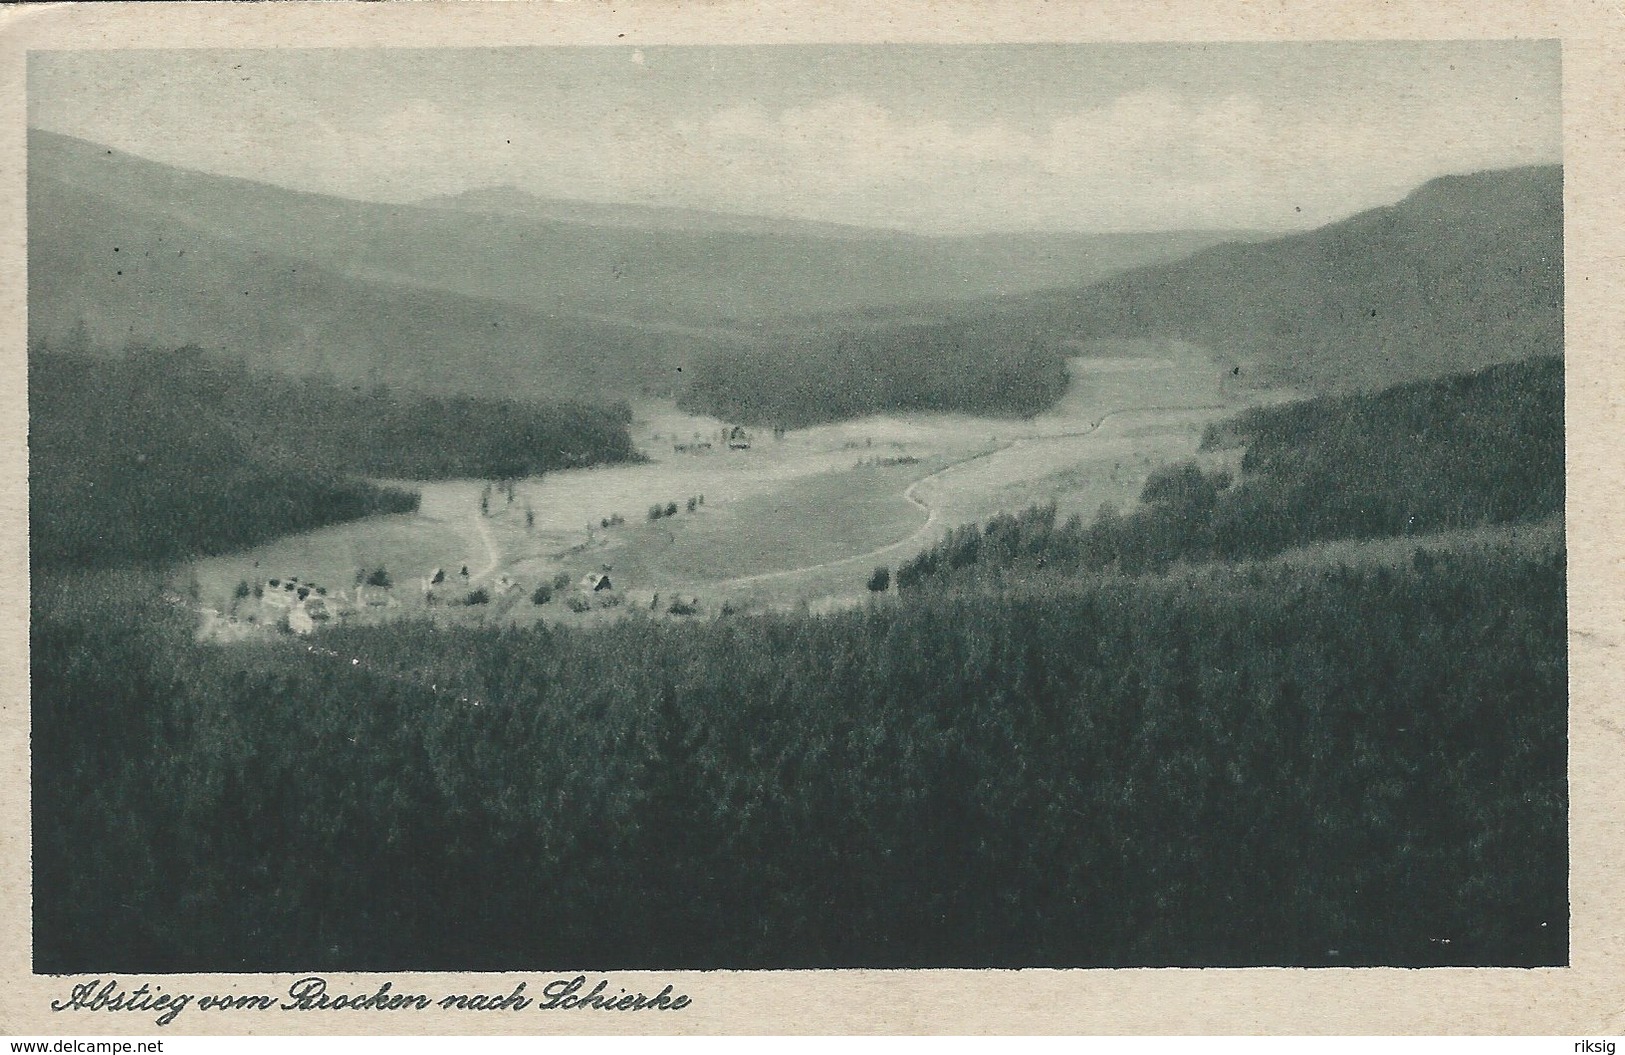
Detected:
[
  {"left": 28, "top": 128, "right": 1257, "bottom": 404},
  {"left": 28, "top": 128, "right": 1559, "bottom": 408},
  {"left": 996, "top": 164, "right": 1563, "bottom": 391},
  {"left": 417, "top": 183, "right": 904, "bottom": 240}
]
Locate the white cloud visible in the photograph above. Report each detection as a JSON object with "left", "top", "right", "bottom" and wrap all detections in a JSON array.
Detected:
[
  {"left": 641, "top": 87, "right": 1555, "bottom": 230},
  {"left": 29, "top": 49, "right": 1557, "bottom": 233},
  {"left": 27, "top": 45, "right": 1559, "bottom": 233}
]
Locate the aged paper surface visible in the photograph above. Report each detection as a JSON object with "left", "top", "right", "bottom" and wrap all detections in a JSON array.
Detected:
[{"left": 0, "top": 0, "right": 1620, "bottom": 1036}]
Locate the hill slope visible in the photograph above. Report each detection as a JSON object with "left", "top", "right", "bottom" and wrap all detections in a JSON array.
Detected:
[
  {"left": 28, "top": 173, "right": 692, "bottom": 401},
  {"left": 992, "top": 166, "right": 1563, "bottom": 391},
  {"left": 897, "top": 354, "right": 1564, "bottom": 589},
  {"left": 32, "top": 130, "right": 1557, "bottom": 413},
  {"left": 28, "top": 348, "right": 641, "bottom": 570},
  {"left": 28, "top": 129, "right": 1251, "bottom": 405},
  {"left": 418, "top": 184, "right": 902, "bottom": 239}
]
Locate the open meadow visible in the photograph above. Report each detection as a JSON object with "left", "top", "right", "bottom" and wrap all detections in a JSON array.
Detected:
[{"left": 185, "top": 339, "right": 1282, "bottom": 633}]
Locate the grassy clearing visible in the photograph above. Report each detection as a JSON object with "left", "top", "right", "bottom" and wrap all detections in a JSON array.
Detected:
[
  {"left": 600, "top": 460, "right": 932, "bottom": 586},
  {"left": 182, "top": 341, "right": 1267, "bottom": 624}
]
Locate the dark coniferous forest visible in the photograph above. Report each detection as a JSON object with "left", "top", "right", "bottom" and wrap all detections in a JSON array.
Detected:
[
  {"left": 29, "top": 345, "right": 640, "bottom": 567},
  {"left": 677, "top": 322, "right": 1071, "bottom": 427},
  {"left": 34, "top": 544, "right": 1564, "bottom": 971},
  {"left": 31, "top": 345, "right": 1567, "bottom": 970},
  {"left": 897, "top": 356, "right": 1563, "bottom": 587}
]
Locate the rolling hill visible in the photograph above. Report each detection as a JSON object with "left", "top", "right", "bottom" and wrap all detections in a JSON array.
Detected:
[
  {"left": 30, "top": 128, "right": 1558, "bottom": 411},
  {"left": 678, "top": 164, "right": 1563, "bottom": 419},
  {"left": 28, "top": 173, "right": 690, "bottom": 401},
  {"left": 417, "top": 183, "right": 904, "bottom": 239},
  {"left": 992, "top": 165, "right": 1563, "bottom": 391},
  {"left": 27, "top": 129, "right": 1250, "bottom": 402},
  {"left": 28, "top": 347, "right": 641, "bottom": 570}
]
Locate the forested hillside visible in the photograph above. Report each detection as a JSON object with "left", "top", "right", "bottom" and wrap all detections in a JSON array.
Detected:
[
  {"left": 678, "top": 166, "right": 1561, "bottom": 422},
  {"left": 31, "top": 129, "right": 1560, "bottom": 424},
  {"left": 978, "top": 166, "right": 1562, "bottom": 392},
  {"left": 898, "top": 356, "right": 1563, "bottom": 587},
  {"left": 34, "top": 543, "right": 1566, "bottom": 971},
  {"left": 29, "top": 169, "right": 692, "bottom": 403},
  {"left": 35, "top": 352, "right": 1568, "bottom": 970},
  {"left": 677, "top": 322, "right": 1070, "bottom": 427},
  {"left": 29, "top": 346, "right": 640, "bottom": 569},
  {"left": 29, "top": 129, "right": 1241, "bottom": 408}
]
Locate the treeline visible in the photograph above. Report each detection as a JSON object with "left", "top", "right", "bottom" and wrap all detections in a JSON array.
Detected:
[
  {"left": 34, "top": 544, "right": 1566, "bottom": 971},
  {"left": 678, "top": 321, "right": 1070, "bottom": 428},
  {"left": 899, "top": 355, "right": 1562, "bottom": 587},
  {"left": 30, "top": 350, "right": 419, "bottom": 569},
  {"left": 41, "top": 343, "right": 641, "bottom": 478},
  {"left": 32, "top": 348, "right": 1568, "bottom": 971},
  {"left": 30, "top": 346, "right": 643, "bottom": 568},
  {"left": 1011, "top": 166, "right": 1563, "bottom": 392}
]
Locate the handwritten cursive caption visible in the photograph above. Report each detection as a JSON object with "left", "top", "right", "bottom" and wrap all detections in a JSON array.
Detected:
[{"left": 52, "top": 976, "right": 693, "bottom": 1027}]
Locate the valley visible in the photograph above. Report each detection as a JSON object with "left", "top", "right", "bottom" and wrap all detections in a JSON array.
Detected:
[
  {"left": 27, "top": 80, "right": 1567, "bottom": 971},
  {"left": 185, "top": 340, "right": 1280, "bottom": 635}
]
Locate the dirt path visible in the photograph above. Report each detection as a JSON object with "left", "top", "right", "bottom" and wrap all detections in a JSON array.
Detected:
[
  {"left": 466, "top": 504, "right": 503, "bottom": 584},
  {"left": 714, "top": 443, "right": 1006, "bottom": 589},
  {"left": 715, "top": 402, "right": 1231, "bottom": 590}
]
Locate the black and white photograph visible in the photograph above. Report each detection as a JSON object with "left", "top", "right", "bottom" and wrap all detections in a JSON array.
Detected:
[{"left": 18, "top": 21, "right": 1580, "bottom": 1002}]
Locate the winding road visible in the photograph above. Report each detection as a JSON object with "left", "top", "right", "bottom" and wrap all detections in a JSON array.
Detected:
[
  {"left": 465, "top": 500, "right": 504, "bottom": 585},
  {"left": 715, "top": 402, "right": 1231, "bottom": 590}
]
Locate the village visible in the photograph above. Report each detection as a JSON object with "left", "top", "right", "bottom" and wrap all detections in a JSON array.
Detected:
[
  {"left": 198, "top": 561, "right": 639, "bottom": 640},
  {"left": 189, "top": 420, "right": 770, "bottom": 643},
  {"left": 185, "top": 347, "right": 1249, "bottom": 646},
  {"left": 194, "top": 518, "right": 722, "bottom": 643}
]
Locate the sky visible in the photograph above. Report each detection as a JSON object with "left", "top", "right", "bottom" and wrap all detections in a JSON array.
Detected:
[{"left": 29, "top": 42, "right": 1561, "bottom": 234}]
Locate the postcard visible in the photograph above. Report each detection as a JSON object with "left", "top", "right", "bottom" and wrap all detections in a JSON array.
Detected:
[{"left": 1, "top": 0, "right": 1619, "bottom": 1037}]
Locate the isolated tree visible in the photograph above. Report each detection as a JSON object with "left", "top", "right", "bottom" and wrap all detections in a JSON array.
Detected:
[
  {"left": 366, "top": 567, "right": 392, "bottom": 589},
  {"left": 665, "top": 501, "right": 679, "bottom": 518},
  {"left": 867, "top": 565, "right": 891, "bottom": 593},
  {"left": 686, "top": 497, "right": 698, "bottom": 513},
  {"left": 1140, "top": 462, "right": 1229, "bottom": 512}
]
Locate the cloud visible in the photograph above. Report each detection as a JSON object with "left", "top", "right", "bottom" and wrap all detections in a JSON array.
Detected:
[
  {"left": 29, "top": 48, "right": 1557, "bottom": 233},
  {"left": 645, "top": 87, "right": 1556, "bottom": 231}
]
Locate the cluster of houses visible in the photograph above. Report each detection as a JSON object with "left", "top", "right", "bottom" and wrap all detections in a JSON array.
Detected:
[
  {"left": 419, "top": 564, "right": 622, "bottom": 608},
  {"left": 217, "top": 558, "right": 718, "bottom": 641},
  {"left": 231, "top": 575, "right": 391, "bottom": 636},
  {"left": 673, "top": 425, "right": 752, "bottom": 455}
]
